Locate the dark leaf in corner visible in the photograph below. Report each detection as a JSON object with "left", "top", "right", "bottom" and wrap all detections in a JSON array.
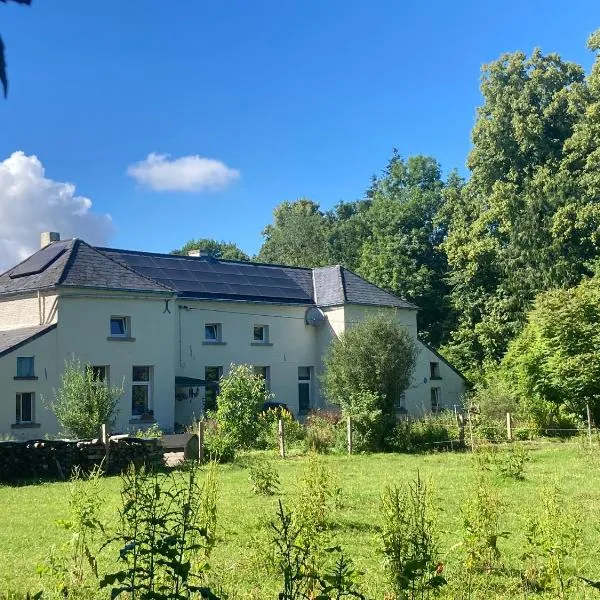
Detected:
[{"left": 0, "top": 36, "right": 6, "bottom": 98}]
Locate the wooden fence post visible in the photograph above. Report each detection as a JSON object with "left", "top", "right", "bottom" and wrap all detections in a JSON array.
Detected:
[
  {"left": 468, "top": 412, "right": 475, "bottom": 452},
  {"left": 198, "top": 420, "right": 205, "bottom": 463},
  {"left": 587, "top": 403, "right": 593, "bottom": 449},
  {"left": 278, "top": 418, "right": 286, "bottom": 459},
  {"left": 347, "top": 416, "right": 353, "bottom": 455},
  {"left": 457, "top": 414, "right": 465, "bottom": 448},
  {"left": 101, "top": 423, "right": 110, "bottom": 470},
  {"left": 506, "top": 412, "right": 513, "bottom": 441}
]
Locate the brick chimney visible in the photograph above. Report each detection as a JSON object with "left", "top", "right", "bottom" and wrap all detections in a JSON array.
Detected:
[{"left": 40, "top": 232, "right": 60, "bottom": 248}]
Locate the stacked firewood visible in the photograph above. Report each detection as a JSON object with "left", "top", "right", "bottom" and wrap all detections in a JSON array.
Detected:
[{"left": 0, "top": 436, "right": 165, "bottom": 482}]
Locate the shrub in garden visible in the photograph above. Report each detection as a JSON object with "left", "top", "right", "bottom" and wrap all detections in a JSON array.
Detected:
[
  {"left": 496, "top": 443, "right": 529, "bottom": 480},
  {"left": 49, "top": 358, "right": 123, "bottom": 439},
  {"left": 214, "top": 363, "right": 270, "bottom": 449},
  {"left": 461, "top": 475, "right": 508, "bottom": 577},
  {"left": 322, "top": 313, "right": 417, "bottom": 450},
  {"left": 257, "top": 407, "right": 305, "bottom": 451},
  {"left": 305, "top": 410, "right": 344, "bottom": 453},
  {"left": 270, "top": 500, "right": 365, "bottom": 600},
  {"left": 380, "top": 474, "right": 446, "bottom": 599},
  {"left": 296, "top": 453, "right": 340, "bottom": 532},
  {"left": 249, "top": 459, "right": 280, "bottom": 496},
  {"left": 100, "top": 463, "right": 220, "bottom": 598},
  {"left": 388, "top": 413, "right": 459, "bottom": 453},
  {"left": 41, "top": 466, "right": 105, "bottom": 597},
  {"left": 203, "top": 419, "right": 236, "bottom": 463},
  {"left": 522, "top": 482, "right": 581, "bottom": 597}
]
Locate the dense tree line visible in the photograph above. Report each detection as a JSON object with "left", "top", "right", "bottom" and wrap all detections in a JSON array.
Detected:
[{"left": 175, "top": 31, "right": 600, "bottom": 392}]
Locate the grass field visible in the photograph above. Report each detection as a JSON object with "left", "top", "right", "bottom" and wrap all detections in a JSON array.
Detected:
[{"left": 2, "top": 442, "right": 600, "bottom": 598}]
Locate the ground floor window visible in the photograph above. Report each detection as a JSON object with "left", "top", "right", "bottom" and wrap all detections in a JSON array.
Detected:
[
  {"left": 132, "top": 366, "right": 153, "bottom": 417},
  {"left": 16, "top": 392, "right": 34, "bottom": 423},
  {"left": 298, "top": 367, "right": 312, "bottom": 414},
  {"left": 253, "top": 366, "right": 271, "bottom": 391},
  {"left": 91, "top": 365, "right": 109, "bottom": 385},
  {"left": 204, "top": 366, "right": 222, "bottom": 412},
  {"left": 431, "top": 387, "right": 441, "bottom": 413}
]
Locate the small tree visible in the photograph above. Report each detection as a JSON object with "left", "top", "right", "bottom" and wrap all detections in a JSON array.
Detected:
[
  {"left": 50, "top": 359, "right": 122, "bottom": 439},
  {"left": 322, "top": 313, "right": 417, "bottom": 449},
  {"left": 214, "top": 363, "right": 269, "bottom": 449}
]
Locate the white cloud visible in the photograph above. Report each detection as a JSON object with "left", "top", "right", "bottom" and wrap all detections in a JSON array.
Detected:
[
  {"left": 126, "top": 152, "right": 240, "bottom": 192},
  {"left": 0, "top": 151, "right": 114, "bottom": 271}
]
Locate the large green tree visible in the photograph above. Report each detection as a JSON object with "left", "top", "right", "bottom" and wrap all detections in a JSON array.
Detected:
[
  {"left": 357, "top": 153, "right": 456, "bottom": 347},
  {"left": 257, "top": 198, "right": 330, "bottom": 267},
  {"left": 442, "top": 45, "right": 590, "bottom": 374},
  {"left": 171, "top": 238, "right": 250, "bottom": 261}
]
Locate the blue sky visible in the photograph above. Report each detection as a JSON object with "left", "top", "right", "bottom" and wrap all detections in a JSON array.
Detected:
[{"left": 0, "top": 0, "right": 599, "bottom": 265}]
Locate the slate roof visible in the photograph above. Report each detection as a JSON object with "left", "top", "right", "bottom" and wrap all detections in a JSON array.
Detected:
[
  {"left": 0, "top": 324, "right": 57, "bottom": 358},
  {"left": 0, "top": 240, "right": 170, "bottom": 297},
  {"left": 0, "top": 240, "right": 416, "bottom": 309}
]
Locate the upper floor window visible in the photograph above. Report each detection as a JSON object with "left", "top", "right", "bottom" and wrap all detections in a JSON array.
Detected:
[
  {"left": 110, "top": 316, "right": 129, "bottom": 338},
  {"left": 430, "top": 362, "right": 441, "bottom": 379},
  {"left": 16, "top": 356, "right": 35, "bottom": 379},
  {"left": 253, "top": 325, "right": 269, "bottom": 344},
  {"left": 204, "top": 323, "right": 222, "bottom": 342}
]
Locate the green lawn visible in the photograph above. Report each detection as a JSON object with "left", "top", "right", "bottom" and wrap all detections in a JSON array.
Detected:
[{"left": 1, "top": 443, "right": 600, "bottom": 598}]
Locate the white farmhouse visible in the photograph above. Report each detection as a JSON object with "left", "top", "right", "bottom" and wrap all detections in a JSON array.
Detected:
[{"left": 0, "top": 233, "right": 466, "bottom": 438}]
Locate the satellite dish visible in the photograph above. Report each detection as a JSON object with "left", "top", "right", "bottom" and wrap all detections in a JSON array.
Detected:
[{"left": 305, "top": 306, "right": 326, "bottom": 326}]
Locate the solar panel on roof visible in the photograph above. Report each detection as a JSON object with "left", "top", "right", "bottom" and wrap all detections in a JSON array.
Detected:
[
  {"left": 105, "top": 249, "right": 313, "bottom": 302},
  {"left": 9, "top": 244, "right": 67, "bottom": 279}
]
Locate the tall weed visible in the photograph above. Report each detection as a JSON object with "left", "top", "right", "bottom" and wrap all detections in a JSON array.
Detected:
[
  {"left": 521, "top": 481, "right": 581, "bottom": 598},
  {"left": 380, "top": 474, "right": 446, "bottom": 599}
]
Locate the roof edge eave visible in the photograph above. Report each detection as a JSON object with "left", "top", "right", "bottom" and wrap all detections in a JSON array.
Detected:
[{"left": 0, "top": 323, "right": 58, "bottom": 359}]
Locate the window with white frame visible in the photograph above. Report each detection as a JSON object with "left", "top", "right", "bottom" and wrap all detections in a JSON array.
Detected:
[
  {"left": 132, "top": 366, "right": 152, "bottom": 417},
  {"left": 16, "top": 356, "right": 35, "bottom": 378},
  {"left": 253, "top": 366, "right": 271, "bottom": 391},
  {"left": 253, "top": 325, "right": 269, "bottom": 343},
  {"left": 91, "top": 365, "right": 109, "bottom": 385},
  {"left": 15, "top": 392, "right": 34, "bottom": 423},
  {"left": 431, "top": 387, "right": 441, "bottom": 413},
  {"left": 110, "top": 316, "right": 130, "bottom": 338},
  {"left": 204, "top": 323, "right": 222, "bottom": 342},
  {"left": 298, "top": 367, "right": 312, "bottom": 414}
]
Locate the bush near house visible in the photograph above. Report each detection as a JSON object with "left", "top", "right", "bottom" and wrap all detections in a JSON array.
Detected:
[
  {"left": 322, "top": 313, "right": 417, "bottom": 451},
  {"left": 49, "top": 359, "right": 123, "bottom": 439}
]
